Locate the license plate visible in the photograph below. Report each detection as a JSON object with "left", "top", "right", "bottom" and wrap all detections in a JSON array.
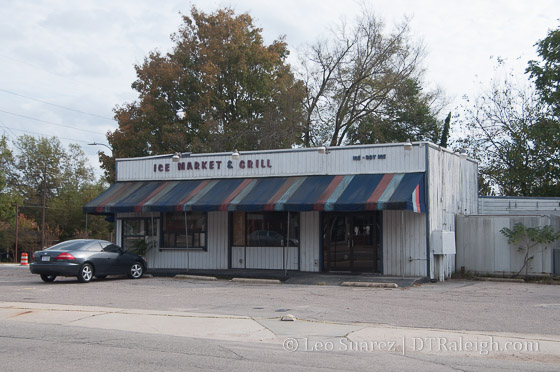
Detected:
[{"left": 41, "top": 256, "right": 50, "bottom": 262}]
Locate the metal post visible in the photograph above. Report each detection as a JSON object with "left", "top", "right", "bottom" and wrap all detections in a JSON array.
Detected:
[
  {"left": 184, "top": 211, "right": 189, "bottom": 272},
  {"left": 285, "top": 212, "right": 290, "bottom": 276},
  {"left": 14, "top": 204, "right": 19, "bottom": 263},
  {"left": 41, "top": 163, "right": 47, "bottom": 249},
  {"left": 151, "top": 215, "right": 155, "bottom": 252},
  {"left": 401, "top": 211, "right": 405, "bottom": 279},
  {"left": 85, "top": 213, "right": 88, "bottom": 238}
]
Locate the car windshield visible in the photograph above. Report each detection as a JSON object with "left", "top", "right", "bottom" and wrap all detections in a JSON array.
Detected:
[{"left": 45, "top": 240, "right": 97, "bottom": 251}]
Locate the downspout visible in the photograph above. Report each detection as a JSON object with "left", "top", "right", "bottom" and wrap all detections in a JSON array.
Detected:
[
  {"left": 425, "top": 144, "right": 432, "bottom": 280},
  {"left": 184, "top": 211, "right": 189, "bottom": 272}
]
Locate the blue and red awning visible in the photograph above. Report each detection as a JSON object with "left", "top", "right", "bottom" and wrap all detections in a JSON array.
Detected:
[{"left": 84, "top": 173, "right": 425, "bottom": 214}]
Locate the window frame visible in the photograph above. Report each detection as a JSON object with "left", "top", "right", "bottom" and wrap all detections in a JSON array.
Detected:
[
  {"left": 161, "top": 211, "right": 208, "bottom": 251},
  {"left": 120, "top": 217, "right": 160, "bottom": 252},
  {"left": 232, "top": 211, "right": 299, "bottom": 248}
]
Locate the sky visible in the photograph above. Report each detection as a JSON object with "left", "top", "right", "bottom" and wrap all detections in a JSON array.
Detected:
[{"left": 1, "top": 0, "right": 559, "bottom": 177}]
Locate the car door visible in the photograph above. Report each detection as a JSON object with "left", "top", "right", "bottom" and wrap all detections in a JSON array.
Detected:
[
  {"left": 100, "top": 244, "right": 124, "bottom": 275},
  {"left": 83, "top": 242, "right": 112, "bottom": 275}
]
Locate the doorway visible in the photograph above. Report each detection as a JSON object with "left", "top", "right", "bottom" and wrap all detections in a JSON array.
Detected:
[{"left": 322, "top": 212, "right": 381, "bottom": 272}]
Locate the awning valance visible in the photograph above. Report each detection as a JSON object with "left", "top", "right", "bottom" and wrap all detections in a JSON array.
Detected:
[{"left": 84, "top": 173, "right": 425, "bottom": 214}]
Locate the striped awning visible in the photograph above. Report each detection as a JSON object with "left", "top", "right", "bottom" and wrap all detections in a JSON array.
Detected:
[{"left": 84, "top": 173, "right": 425, "bottom": 214}]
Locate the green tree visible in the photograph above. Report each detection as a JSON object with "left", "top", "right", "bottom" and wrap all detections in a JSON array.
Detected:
[
  {"left": 458, "top": 64, "right": 559, "bottom": 196},
  {"left": 439, "top": 112, "right": 451, "bottom": 148},
  {"left": 13, "top": 135, "right": 103, "bottom": 247},
  {"left": 0, "top": 135, "right": 18, "bottom": 258},
  {"left": 346, "top": 78, "right": 442, "bottom": 144},
  {"left": 500, "top": 223, "right": 560, "bottom": 279},
  {"left": 0, "top": 135, "right": 15, "bottom": 218},
  {"left": 527, "top": 24, "right": 560, "bottom": 115},
  {"left": 102, "top": 6, "right": 305, "bottom": 181},
  {"left": 299, "top": 9, "right": 439, "bottom": 147}
]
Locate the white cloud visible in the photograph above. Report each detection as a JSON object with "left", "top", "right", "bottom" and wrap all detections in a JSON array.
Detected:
[{"left": 0, "top": 0, "right": 558, "bottom": 177}]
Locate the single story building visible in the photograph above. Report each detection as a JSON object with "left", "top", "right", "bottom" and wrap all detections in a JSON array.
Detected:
[
  {"left": 84, "top": 142, "right": 478, "bottom": 281},
  {"left": 456, "top": 196, "right": 560, "bottom": 276}
]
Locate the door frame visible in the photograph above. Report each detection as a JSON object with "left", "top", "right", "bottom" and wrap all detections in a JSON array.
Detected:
[{"left": 321, "top": 211, "right": 382, "bottom": 273}]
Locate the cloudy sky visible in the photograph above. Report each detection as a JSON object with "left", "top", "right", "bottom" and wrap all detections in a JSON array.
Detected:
[{"left": 1, "top": 0, "right": 558, "bottom": 177}]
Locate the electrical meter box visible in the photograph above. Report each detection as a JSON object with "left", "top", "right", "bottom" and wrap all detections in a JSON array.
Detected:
[{"left": 432, "top": 230, "right": 456, "bottom": 255}]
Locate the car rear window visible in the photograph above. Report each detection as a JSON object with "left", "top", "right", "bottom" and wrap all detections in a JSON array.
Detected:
[{"left": 46, "top": 241, "right": 95, "bottom": 251}]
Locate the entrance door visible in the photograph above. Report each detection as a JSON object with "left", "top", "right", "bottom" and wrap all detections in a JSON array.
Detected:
[{"left": 322, "top": 213, "right": 380, "bottom": 272}]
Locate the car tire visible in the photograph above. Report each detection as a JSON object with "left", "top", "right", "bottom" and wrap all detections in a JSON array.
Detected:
[
  {"left": 95, "top": 275, "right": 107, "bottom": 279},
  {"left": 78, "top": 263, "right": 94, "bottom": 283},
  {"left": 128, "top": 262, "right": 144, "bottom": 279},
  {"left": 40, "top": 274, "right": 56, "bottom": 282}
]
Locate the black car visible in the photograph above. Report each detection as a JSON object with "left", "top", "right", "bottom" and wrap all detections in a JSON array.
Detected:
[{"left": 29, "top": 239, "right": 147, "bottom": 283}]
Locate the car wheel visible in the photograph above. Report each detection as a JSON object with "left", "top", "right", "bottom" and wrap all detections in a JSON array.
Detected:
[
  {"left": 78, "top": 263, "right": 93, "bottom": 283},
  {"left": 128, "top": 262, "right": 143, "bottom": 279},
  {"left": 95, "top": 275, "right": 107, "bottom": 279},
  {"left": 40, "top": 274, "right": 56, "bottom": 282}
]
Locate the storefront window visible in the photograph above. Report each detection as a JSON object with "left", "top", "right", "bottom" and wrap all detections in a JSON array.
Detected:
[
  {"left": 163, "top": 212, "right": 207, "bottom": 249},
  {"left": 232, "top": 211, "right": 246, "bottom": 246},
  {"left": 232, "top": 212, "right": 299, "bottom": 247},
  {"left": 121, "top": 218, "right": 158, "bottom": 251}
]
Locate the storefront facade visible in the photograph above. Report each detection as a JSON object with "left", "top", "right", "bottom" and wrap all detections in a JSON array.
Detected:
[{"left": 84, "top": 142, "right": 478, "bottom": 280}]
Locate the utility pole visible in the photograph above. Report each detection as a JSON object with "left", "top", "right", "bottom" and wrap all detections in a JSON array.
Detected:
[
  {"left": 41, "top": 163, "right": 47, "bottom": 249},
  {"left": 13, "top": 204, "right": 18, "bottom": 263}
]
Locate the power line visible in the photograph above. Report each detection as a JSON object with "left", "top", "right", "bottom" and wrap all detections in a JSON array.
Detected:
[
  {"left": 0, "top": 123, "right": 96, "bottom": 144},
  {"left": 0, "top": 109, "right": 107, "bottom": 135},
  {"left": 0, "top": 88, "right": 116, "bottom": 121}
]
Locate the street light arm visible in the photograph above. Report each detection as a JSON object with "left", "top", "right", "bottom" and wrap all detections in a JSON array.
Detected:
[{"left": 88, "top": 142, "right": 113, "bottom": 154}]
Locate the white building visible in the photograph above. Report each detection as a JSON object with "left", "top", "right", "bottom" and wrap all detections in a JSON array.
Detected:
[{"left": 84, "top": 142, "right": 478, "bottom": 280}]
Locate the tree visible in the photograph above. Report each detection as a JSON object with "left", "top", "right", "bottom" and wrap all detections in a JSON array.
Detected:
[
  {"left": 299, "top": 10, "right": 432, "bottom": 147},
  {"left": 527, "top": 24, "right": 560, "bottom": 115},
  {"left": 13, "top": 135, "right": 100, "bottom": 246},
  {"left": 0, "top": 135, "right": 15, "bottom": 220},
  {"left": 458, "top": 63, "right": 560, "bottom": 196},
  {"left": 346, "top": 78, "right": 442, "bottom": 144},
  {"left": 500, "top": 223, "right": 560, "bottom": 279},
  {"left": 0, "top": 135, "right": 17, "bottom": 258},
  {"left": 439, "top": 112, "right": 451, "bottom": 148},
  {"left": 102, "top": 7, "right": 305, "bottom": 181}
]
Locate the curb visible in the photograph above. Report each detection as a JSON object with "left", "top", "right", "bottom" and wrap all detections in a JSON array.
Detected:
[
  {"left": 230, "top": 278, "right": 282, "bottom": 284},
  {"left": 474, "top": 277, "right": 525, "bottom": 283},
  {"left": 341, "top": 281, "right": 399, "bottom": 288},
  {"left": 175, "top": 274, "right": 218, "bottom": 281}
]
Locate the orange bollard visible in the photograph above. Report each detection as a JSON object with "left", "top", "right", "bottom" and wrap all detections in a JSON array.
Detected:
[{"left": 20, "top": 252, "right": 28, "bottom": 266}]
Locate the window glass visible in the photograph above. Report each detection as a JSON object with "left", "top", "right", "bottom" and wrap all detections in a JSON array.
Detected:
[
  {"left": 47, "top": 240, "right": 95, "bottom": 251},
  {"left": 121, "top": 218, "right": 159, "bottom": 251},
  {"left": 103, "top": 244, "right": 121, "bottom": 253},
  {"left": 163, "top": 212, "right": 207, "bottom": 249},
  {"left": 123, "top": 220, "right": 145, "bottom": 236},
  {"left": 233, "top": 212, "right": 299, "bottom": 247},
  {"left": 232, "top": 211, "right": 245, "bottom": 246}
]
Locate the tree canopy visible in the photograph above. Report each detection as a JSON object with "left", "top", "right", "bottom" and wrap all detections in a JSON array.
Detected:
[
  {"left": 0, "top": 135, "right": 112, "bottom": 258},
  {"left": 458, "top": 58, "right": 560, "bottom": 196},
  {"left": 299, "top": 10, "right": 442, "bottom": 147},
  {"left": 527, "top": 24, "right": 560, "bottom": 115},
  {"left": 102, "top": 7, "right": 305, "bottom": 181}
]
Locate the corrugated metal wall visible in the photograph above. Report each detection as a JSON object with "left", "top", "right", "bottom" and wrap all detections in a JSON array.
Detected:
[
  {"left": 116, "top": 144, "right": 426, "bottom": 181},
  {"left": 145, "top": 211, "right": 228, "bottom": 270},
  {"left": 382, "top": 210, "right": 427, "bottom": 276},
  {"left": 300, "top": 211, "right": 320, "bottom": 272},
  {"left": 427, "top": 145, "right": 479, "bottom": 279},
  {"left": 479, "top": 197, "right": 560, "bottom": 214},
  {"left": 456, "top": 215, "right": 560, "bottom": 275}
]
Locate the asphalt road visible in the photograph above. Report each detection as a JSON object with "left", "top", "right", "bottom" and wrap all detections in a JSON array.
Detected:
[
  {"left": 5, "top": 320, "right": 555, "bottom": 372},
  {"left": 1, "top": 265, "right": 559, "bottom": 371}
]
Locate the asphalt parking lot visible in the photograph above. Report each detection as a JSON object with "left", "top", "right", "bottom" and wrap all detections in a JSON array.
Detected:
[
  {"left": 1, "top": 264, "right": 559, "bottom": 336},
  {"left": 2, "top": 264, "right": 560, "bottom": 371}
]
